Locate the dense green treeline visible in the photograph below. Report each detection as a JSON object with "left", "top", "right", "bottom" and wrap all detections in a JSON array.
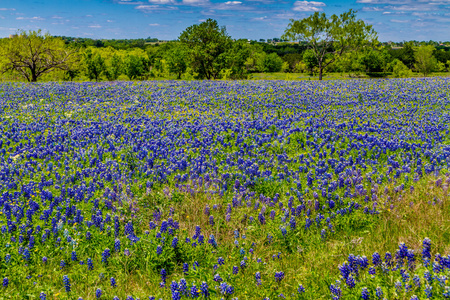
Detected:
[{"left": 1, "top": 17, "right": 450, "bottom": 82}]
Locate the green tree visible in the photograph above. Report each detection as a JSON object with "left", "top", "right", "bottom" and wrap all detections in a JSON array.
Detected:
[
  {"left": 397, "top": 41, "right": 415, "bottom": 69},
  {"left": 105, "top": 53, "right": 123, "bottom": 81},
  {"left": 359, "top": 48, "right": 391, "bottom": 75},
  {"left": 0, "top": 30, "right": 76, "bottom": 82},
  {"left": 164, "top": 43, "right": 189, "bottom": 79},
  {"left": 282, "top": 9, "right": 377, "bottom": 80},
  {"left": 83, "top": 48, "right": 105, "bottom": 81},
  {"left": 219, "top": 39, "right": 252, "bottom": 79},
  {"left": 414, "top": 45, "right": 437, "bottom": 76},
  {"left": 303, "top": 49, "right": 318, "bottom": 75},
  {"left": 124, "top": 54, "right": 147, "bottom": 80},
  {"left": 391, "top": 59, "right": 413, "bottom": 78},
  {"left": 261, "top": 53, "right": 284, "bottom": 72},
  {"left": 179, "top": 19, "right": 232, "bottom": 79}
]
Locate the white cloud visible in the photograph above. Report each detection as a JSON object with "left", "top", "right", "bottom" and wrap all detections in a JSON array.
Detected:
[
  {"left": 293, "top": 1, "right": 325, "bottom": 12},
  {"left": 252, "top": 16, "right": 268, "bottom": 21},
  {"left": 16, "top": 16, "right": 45, "bottom": 21},
  {"left": 224, "top": 1, "right": 242, "bottom": 4},
  {"left": 0, "top": 8, "right": 15, "bottom": 11},
  {"left": 182, "top": 0, "right": 210, "bottom": 6},
  {"left": 107, "top": 19, "right": 114, "bottom": 22},
  {"left": 117, "top": 1, "right": 145, "bottom": 4},
  {"left": 88, "top": 24, "right": 102, "bottom": 28},
  {"left": 148, "top": 0, "right": 175, "bottom": 3},
  {"left": 149, "top": 23, "right": 160, "bottom": 26},
  {"left": 135, "top": 4, "right": 178, "bottom": 10},
  {"left": 390, "top": 19, "right": 410, "bottom": 23}
]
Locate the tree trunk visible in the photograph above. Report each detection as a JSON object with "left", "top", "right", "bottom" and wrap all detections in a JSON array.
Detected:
[
  {"left": 318, "top": 60, "right": 323, "bottom": 80},
  {"left": 31, "top": 68, "right": 37, "bottom": 82}
]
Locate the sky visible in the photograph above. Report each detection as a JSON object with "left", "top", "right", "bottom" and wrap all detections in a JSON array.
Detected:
[{"left": 0, "top": 0, "right": 449, "bottom": 42}]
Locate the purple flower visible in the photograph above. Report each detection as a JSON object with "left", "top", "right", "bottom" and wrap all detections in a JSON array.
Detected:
[
  {"left": 111, "top": 277, "right": 117, "bottom": 288},
  {"left": 275, "top": 271, "right": 285, "bottom": 282},
  {"left": 62, "top": 275, "right": 71, "bottom": 292},
  {"left": 96, "top": 288, "right": 102, "bottom": 298}
]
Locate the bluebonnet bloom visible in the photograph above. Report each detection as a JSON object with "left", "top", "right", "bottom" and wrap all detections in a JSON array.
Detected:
[
  {"left": 87, "top": 258, "right": 94, "bottom": 270},
  {"left": 361, "top": 287, "right": 369, "bottom": 300},
  {"left": 425, "top": 285, "right": 432, "bottom": 298},
  {"left": 298, "top": 284, "right": 305, "bottom": 293},
  {"left": 233, "top": 266, "right": 239, "bottom": 275},
  {"left": 102, "top": 248, "right": 111, "bottom": 264},
  {"left": 179, "top": 278, "right": 188, "bottom": 295},
  {"left": 71, "top": 251, "right": 77, "bottom": 261},
  {"left": 160, "top": 268, "right": 167, "bottom": 283},
  {"left": 200, "top": 282, "right": 209, "bottom": 297},
  {"left": 372, "top": 252, "right": 381, "bottom": 266},
  {"left": 63, "top": 275, "right": 71, "bottom": 292},
  {"left": 375, "top": 287, "right": 383, "bottom": 299},
  {"left": 208, "top": 235, "right": 217, "bottom": 248},
  {"left": 160, "top": 220, "right": 168, "bottom": 233},
  {"left": 255, "top": 272, "right": 261, "bottom": 285},
  {"left": 190, "top": 284, "right": 199, "bottom": 298},
  {"left": 96, "top": 288, "right": 102, "bottom": 298},
  {"left": 275, "top": 271, "right": 285, "bottom": 282},
  {"left": 172, "top": 237, "right": 178, "bottom": 248},
  {"left": 111, "top": 277, "right": 117, "bottom": 288},
  {"left": 171, "top": 291, "right": 181, "bottom": 300},
  {"left": 170, "top": 280, "right": 179, "bottom": 293},
  {"left": 423, "top": 237, "right": 432, "bottom": 260},
  {"left": 289, "top": 217, "right": 296, "bottom": 230},
  {"left": 156, "top": 245, "right": 163, "bottom": 255},
  {"left": 219, "top": 282, "right": 234, "bottom": 296},
  {"left": 114, "top": 239, "right": 121, "bottom": 252},
  {"left": 183, "top": 263, "right": 189, "bottom": 274},
  {"left": 60, "top": 260, "right": 66, "bottom": 269},
  {"left": 413, "top": 275, "right": 420, "bottom": 287},
  {"left": 23, "top": 247, "right": 30, "bottom": 261},
  {"left": 258, "top": 213, "right": 266, "bottom": 225},
  {"left": 2, "top": 277, "right": 8, "bottom": 288},
  {"left": 209, "top": 215, "right": 214, "bottom": 226},
  {"left": 218, "top": 257, "right": 225, "bottom": 265},
  {"left": 39, "top": 292, "right": 47, "bottom": 300},
  {"left": 346, "top": 275, "right": 355, "bottom": 288},
  {"left": 424, "top": 271, "right": 433, "bottom": 284},
  {"left": 213, "top": 274, "right": 223, "bottom": 282},
  {"left": 240, "top": 260, "right": 246, "bottom": 269},
  {"left": 330, "top": 283, "right": 341, "bottom": 299}
]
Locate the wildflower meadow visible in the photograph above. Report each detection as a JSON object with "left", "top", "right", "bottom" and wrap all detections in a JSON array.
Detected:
[{"left": 1, "top": 78, "right": 450, "bottom": 299}]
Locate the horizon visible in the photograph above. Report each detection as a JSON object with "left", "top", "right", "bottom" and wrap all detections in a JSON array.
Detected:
[{"left": 0, "top": 0, "right": 450, "bottom": 43}]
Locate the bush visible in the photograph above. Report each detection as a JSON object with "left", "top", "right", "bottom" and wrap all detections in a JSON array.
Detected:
[
  {"left": 391, "top": 59, "right": 413, "bottom": 78},
  {"left": 261, "top": 53, "right": 283, "bottom": 72}
]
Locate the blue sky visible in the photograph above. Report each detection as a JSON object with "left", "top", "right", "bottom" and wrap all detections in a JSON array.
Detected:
[{"left": 0, "top": 0, "right": 449, "bottom": 41}]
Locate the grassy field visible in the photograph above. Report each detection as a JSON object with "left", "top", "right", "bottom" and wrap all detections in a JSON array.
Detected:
[{"left": 0, "top": 78, "right": 450, "bottom": 299}]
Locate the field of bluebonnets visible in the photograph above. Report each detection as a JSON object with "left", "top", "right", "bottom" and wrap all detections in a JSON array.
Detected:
[{"left": 1, "top": 78, "right": 450, "bottom": 300}]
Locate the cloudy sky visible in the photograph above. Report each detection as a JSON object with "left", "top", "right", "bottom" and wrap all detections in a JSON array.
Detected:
[{"left": 0, "top": 0, "right": 449, "bottom": 41}]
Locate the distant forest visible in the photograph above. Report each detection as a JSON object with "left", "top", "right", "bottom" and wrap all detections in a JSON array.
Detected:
[{"left": 1, "top": 17, "right": 450, "bottom": 82}]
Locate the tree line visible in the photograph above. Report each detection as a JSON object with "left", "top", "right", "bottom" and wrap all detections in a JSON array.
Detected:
[{"left": 1, "top": 11, "right": 449, "bottom": 82}]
